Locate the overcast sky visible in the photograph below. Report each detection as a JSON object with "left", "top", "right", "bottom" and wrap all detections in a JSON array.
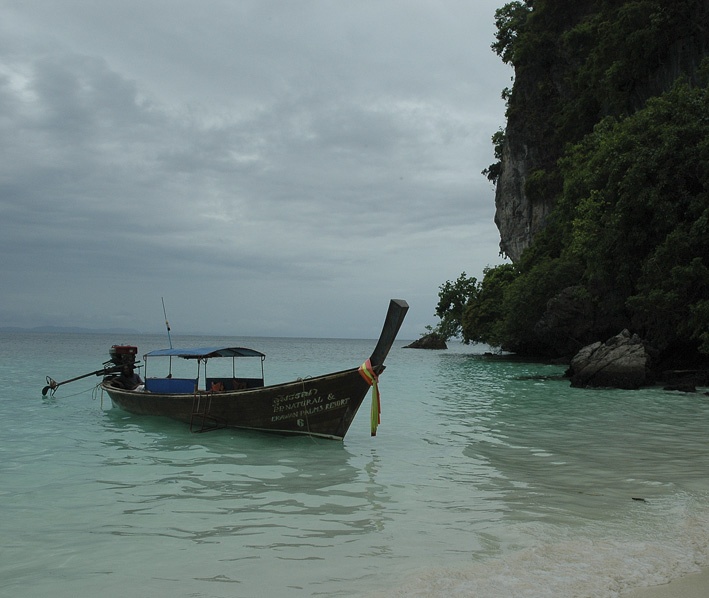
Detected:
[{"left": 1, "top": 0, "right": 511, "bottom": 340}]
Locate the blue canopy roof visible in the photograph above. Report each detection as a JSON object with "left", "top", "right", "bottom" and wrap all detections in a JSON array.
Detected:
[{"left": 145, "top": 346, "right": 266, "bottom": 359}]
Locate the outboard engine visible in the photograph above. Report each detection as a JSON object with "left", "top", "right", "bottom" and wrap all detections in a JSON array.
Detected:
[
  {"left": 109, "top": 345, "right": 138, "bottom": 366},
  {"left": 42, "top": 345, "right": 139, "bottom": 396}
]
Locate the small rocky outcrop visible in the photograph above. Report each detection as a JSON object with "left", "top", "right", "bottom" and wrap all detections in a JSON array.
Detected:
[
  {"left": 404, "top": 333, "right": 447, "bottom": 350},
  {"left": 568, "top": 329, "right": 652, "bottom": 389}
]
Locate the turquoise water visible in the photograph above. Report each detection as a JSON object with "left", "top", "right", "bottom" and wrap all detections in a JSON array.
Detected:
[{"left": 1, "top": 332, "right": 708, "bottom": 598}]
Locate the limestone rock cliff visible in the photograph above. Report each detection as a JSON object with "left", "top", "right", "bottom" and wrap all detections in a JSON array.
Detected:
[
  {"left": 492, "top": 0, "right": 709, "bottom": 263},
  {"left": 494, "top": 128, "right": 553, "bottom": 263}
]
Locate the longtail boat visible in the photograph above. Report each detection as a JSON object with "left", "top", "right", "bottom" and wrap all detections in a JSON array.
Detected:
[{"left": 98, "top": 299, "right": 408, "bottom": 440}]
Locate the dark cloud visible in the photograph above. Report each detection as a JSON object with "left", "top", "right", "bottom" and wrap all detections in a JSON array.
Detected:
[{"left": 1, "top": 0, "right": 510, "bottom": 338}]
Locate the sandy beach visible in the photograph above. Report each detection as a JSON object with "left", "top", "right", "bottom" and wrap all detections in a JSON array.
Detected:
[{"left": 624, "top": 568, "right": 709, "bottom": 598}]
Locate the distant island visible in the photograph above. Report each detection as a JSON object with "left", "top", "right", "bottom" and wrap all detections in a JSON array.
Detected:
[{"left": 0, "top": 326, "right": 143, "bottom": 335}]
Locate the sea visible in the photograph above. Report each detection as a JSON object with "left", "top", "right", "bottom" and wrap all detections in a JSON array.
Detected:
[{"left": 1, "top": 331, "right": 708, "bottom": 598}]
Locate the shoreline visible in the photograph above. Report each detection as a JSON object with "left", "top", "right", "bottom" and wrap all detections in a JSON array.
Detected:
[{"left": 623, "top": 568, "right": 709, "bottom": 598}]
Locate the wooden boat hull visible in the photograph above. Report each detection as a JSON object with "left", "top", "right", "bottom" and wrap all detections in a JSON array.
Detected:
[
  {"left": 100, "top": 299, "right": 408, "bottom": 440},
  {"left": 102, "top": 365, "right": 382, "bottom": 440}
]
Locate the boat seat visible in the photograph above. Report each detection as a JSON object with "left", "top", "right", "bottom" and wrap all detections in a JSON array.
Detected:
[
  {"left": 145, "top": 378, "right": 197, "bottom": 394},
  {"left": 206, "top": 377, "right": 264, "bottom": 391}
]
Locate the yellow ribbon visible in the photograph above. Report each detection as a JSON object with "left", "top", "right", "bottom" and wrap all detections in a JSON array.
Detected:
[{"left": 358, "top": 359, "right": 380, "bottom": 436}]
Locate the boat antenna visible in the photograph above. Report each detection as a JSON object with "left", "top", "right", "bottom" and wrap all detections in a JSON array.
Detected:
[{"left": 162, "top": 297, "right": 173, "bottom": 349}]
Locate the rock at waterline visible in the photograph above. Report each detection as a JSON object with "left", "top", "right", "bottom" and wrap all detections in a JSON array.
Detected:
[
  {"left": 662, "top": 370, "right": 708, "bottom": 393},
  {"left": 568, "top": 329, "right": 652, "bottom": 389},
  {"left": 404, "top": 333, "right": 447, "bottom": 350}
]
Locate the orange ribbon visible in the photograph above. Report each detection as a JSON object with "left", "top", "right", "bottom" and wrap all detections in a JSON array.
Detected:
[{"left": 358, "top": 359, "right": 380, "bottom": 436}]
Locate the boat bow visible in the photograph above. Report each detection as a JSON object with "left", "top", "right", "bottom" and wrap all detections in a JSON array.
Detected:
[{"left": 369, "top": 299, "right": 409, "bottom": 368}]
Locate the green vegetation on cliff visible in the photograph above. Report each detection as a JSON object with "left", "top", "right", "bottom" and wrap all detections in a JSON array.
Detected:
[{"left": 439, "top": 0, "right": 709, "bottom": 363}]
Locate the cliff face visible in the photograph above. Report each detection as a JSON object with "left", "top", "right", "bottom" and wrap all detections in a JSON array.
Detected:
[
  {"left": 492, "top": 0, "right": 588, "bottom": 262},
  {"left": 492, "top": 0, "right": 709, "bottom": 263},
  {"left": 493, "top": 120, "right": 552, "bottom": 263}
]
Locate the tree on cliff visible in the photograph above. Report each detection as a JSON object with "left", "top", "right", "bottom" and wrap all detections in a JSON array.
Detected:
[{"left": 437, "top": 0, "right": 709, "bottom": 364}]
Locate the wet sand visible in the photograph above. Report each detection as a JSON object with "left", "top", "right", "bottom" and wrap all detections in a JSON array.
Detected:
[{"left": 624, "top": 568, "right": 709, "bottom": 598}]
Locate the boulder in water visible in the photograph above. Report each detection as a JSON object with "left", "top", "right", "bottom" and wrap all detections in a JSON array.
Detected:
[
  {"left": 404, "top": 333, "right": 447, "bottom": 350},
  {"left": 568, "top": 329, "right": 652, "bottom": 389}
]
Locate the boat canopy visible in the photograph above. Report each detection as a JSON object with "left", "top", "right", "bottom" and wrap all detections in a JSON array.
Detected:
[{"left": 145, "top": 347, "right": 266, "bottom": 359}]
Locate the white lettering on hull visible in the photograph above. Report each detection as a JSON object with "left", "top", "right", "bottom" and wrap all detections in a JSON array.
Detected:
[{"left": 270, "top": 391, "right": 350, "bottom": 423}]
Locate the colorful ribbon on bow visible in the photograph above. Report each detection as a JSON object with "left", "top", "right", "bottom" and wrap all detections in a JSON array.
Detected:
[{"left": 358, "top": 359, "right": 380, "bottom": 436}]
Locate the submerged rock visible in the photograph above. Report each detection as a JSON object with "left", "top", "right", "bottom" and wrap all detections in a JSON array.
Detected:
[
  {"left": 568, "top": 329, "right": 652, "bottom": 389},
  {"left": 404, "top": 333, "right": 447, "bottom": 350}
]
